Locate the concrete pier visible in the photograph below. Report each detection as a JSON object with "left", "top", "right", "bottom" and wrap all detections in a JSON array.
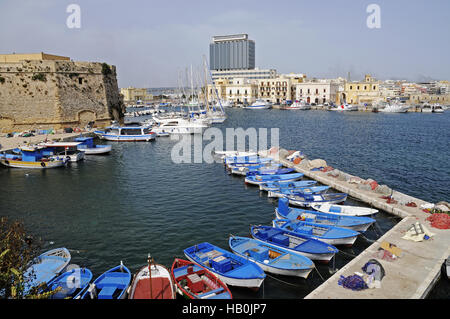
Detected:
[{"left": 261, "top": 148, "right": 449, "bottom": 299}]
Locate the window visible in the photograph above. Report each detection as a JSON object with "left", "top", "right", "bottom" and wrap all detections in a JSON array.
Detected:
[
  {"left": 316, "top": 89, "right": 319, "bottom": 94},
  {"left": 350, "top": 86, "right": 353, "bottom": 90},
  {"left": 78, "top": 78, "right": 83, "bottom": 85}
]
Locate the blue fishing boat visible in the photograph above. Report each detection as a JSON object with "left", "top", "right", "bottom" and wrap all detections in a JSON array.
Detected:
[
  {"left": 46, "top": 267, "right": 93, "bottom": 299},
  {"left": 23, "top": 248, "right": 71, "bottom": 295},
  {"left": 250, "top": 225, "right": 338, "bottom": 263},
  {"left": 224, "top": 156, "right": 272, "bottom": 167},
  {"left": 273, "top": 218, "right": 360, "bottom": 246},
  {"left": 228, "top": 236, "right": 314, "bottom": 278},
  {"left": 94, "top": 125, "right": 156, "bottom": 142},
  {"left": 229, "top": 163, "right": 282, "bottom": 176},
  {"left": 245, "top": 172, "right": 304, "bottom": 185},
  {"left": 184, "top": 242, "right": 266, "bottom": 290},
  {"left": 80, "top": 262, "right": 131, "bottom": 299},
  {"left": 259, "top": 180, "right": 318, "bottom": 191},
  {"left": 74, "top": 137, "right": 112, "bottom": 155},
  {"left": 268, "top": 186, "right": 330, "bottom": 198},
  {"left": 275, "top": 198, "right": 376, "bottom": 232},
  {"left": 0, "top": 146, "right": 67, "bottom": 169},
  {"left": 287, "top": 193, "right": 348, "bottom": 207},
  {"left": 246, "top": 167, "right": 295, "bottom": 176}
]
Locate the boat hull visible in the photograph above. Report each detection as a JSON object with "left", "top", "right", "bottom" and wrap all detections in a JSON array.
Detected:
[
  {"left": 128, "top": 264, "right": 176, "bottom": 299},
  {"left": 78, "top": 145, "right": 112, "bottom": 155},
  {"left": 184, "top": 255, "right": 264, "bottom": 289},
  {"left": 0, "top": 158, "right": 65, "bottom": 169}
]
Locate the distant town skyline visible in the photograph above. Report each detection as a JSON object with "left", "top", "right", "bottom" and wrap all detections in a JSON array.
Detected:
[{"left": 0, "top": 0, "right": 449, "bottom": 88}]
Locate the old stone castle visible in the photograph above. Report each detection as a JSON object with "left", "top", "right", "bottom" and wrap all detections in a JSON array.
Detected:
[{"left": 0, "top": 52, "right": 125, "bottom": 131}]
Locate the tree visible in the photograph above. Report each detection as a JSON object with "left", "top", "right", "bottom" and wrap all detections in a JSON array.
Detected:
[{"left": 0, "top": 217, "right": 57, "bottom": 299}]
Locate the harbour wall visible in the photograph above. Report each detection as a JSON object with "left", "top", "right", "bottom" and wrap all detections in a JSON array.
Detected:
[{"left": 260, "top": 148, "right": 450, "bottom": 299}]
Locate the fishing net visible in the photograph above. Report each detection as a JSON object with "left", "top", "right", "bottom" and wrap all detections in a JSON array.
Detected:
[
  {"left": 426, "top": 213, "right": 450, "bottom": 229},
  {"left": 338, "top": 275, "right": 368, "bottom": 291}
]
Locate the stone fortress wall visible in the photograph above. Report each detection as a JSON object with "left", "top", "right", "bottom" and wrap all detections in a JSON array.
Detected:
[{"left": 0, "top": 53, "right": 124, "bottom": 131}]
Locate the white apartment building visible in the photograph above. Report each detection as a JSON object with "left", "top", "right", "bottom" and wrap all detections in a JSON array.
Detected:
[{"left": 294, "top": 80, "right": 338, "bottom": 105}]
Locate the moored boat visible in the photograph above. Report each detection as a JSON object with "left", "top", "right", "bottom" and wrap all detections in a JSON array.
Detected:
[
  {"left": 250, "top": 225, "right": 338, "bottom": 263},
  {"left": 244, "top": 99, "right": 272, "bottom": 109},
  {"left": 272, "top": 219, "right": 360, "bottom": 247},
  {"left": 228, "top": 236, "right": 314, "bottom": 278},
  {"left": 259, "top": 180, "right": 318, "bottom": 192},
  {"left": 39, "top": 142, "right": 85, "bottom": 162},
  {"left": 171, "top": 258, "right": 232, "bottom": 299},
  {"left": 276, "top": 198, "right": 375, "bottom": 231},
  {"left": 311, "top": 203, "right": 379, "bottom": 217},
  {"left": 246, "top": 167, "right": 295, "bottom": 177},
  {"left": 0, "top": 146, "right": 66, "bottom": 169},
  {"left": 80, "top": 262, "right": 131, "bottom": 299},
  {"left": 229, "top": 163, "right": 282, "bottom": 176},
  {"left": 128, "top": 255, "right": 176, "bottom": 299},
  {"left": 94, "top": 125, "right": 156, "bottom": 142},
  {"left": 47, "top": 267, "right": 93, "bottom": 299},
  {"left": 74, "top": 137, "right": 112, "bottom": 155},
  {"left": 267, "top": 186, "right": 330, "bottom": 198},
  {"left": 184, "top": 242, "right": 266, "bottom": 290},
  {"left": 23, "top": 248, "right": 71, "bottom": 295},
  {"left": 245, "top": 172, "right": 304, "bottom": 185},
  {"left": 286, "top": 193, "right": 348, "bottom": 207}
]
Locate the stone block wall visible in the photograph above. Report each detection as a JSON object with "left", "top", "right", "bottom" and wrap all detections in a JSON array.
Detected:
[{"left": 0, "top": 59, "right": 124, "bottom": 131}]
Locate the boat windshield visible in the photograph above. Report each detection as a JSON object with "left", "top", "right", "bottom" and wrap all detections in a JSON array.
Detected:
[{"left": 121, "top": 128, "right": 142, "bottom": 135}]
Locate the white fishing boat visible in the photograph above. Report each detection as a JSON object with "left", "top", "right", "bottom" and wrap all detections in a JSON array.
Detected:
[
  {"left": 432, "top": 104, "right": 445, "bottom": 113},
  {"left": 128, "top": 256, "right": 176, "bottom": 299},
  {"left": 152, "top": 116, "right": 208, "bottom": 135},
  {"left": 421, "top": 103, "right": 433, "bottom": 113},
  {"left": 244, "top": 99, "right": 272, "bottom": 109},
  {"left": 287, "top": 100, "right": 310, "bottom": 110},
  {"left": 379, "top": 102, "right": 410, "bottom": 113},
  {"left": 329, "top": 103, "right": 358, "bottom": 111},
  {"left": 94, "top": 125, "right": 156, "bottom": 142},
  {"left": 311, "top": 203, "right": 379, "bottom": 217}
]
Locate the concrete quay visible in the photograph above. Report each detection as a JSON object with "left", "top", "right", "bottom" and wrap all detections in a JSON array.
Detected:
[{"left": 260, "top": 149, "right": 449, "bottom": 299}]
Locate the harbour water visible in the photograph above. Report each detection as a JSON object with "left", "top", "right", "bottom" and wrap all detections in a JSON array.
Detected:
[{"left": 0, "top": 108, "right": 448, "bottom": 299}]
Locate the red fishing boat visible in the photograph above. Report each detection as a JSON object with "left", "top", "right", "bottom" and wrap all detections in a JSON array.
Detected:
[{"left": 170, "top": 258, "right": 232, "bottom": 299}]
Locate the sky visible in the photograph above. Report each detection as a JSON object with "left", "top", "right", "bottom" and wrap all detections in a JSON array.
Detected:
[{"left": 0, "top": 0, "right": 449, "bottom": 88}]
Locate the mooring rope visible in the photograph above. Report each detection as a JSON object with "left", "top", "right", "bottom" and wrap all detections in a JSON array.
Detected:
[{"left": 265, "top": 273, "right": 305, "bottom": 287}]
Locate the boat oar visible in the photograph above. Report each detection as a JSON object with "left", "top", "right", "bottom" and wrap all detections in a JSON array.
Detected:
[{"left": 148, "top": 253, "right": 153, "bottom": 299}]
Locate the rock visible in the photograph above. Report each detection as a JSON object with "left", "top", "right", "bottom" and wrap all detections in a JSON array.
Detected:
[
  {"left": 375, "top": 184, "right": 392, "bottom": 196},
  {"left": 357, "top": 183, "right": 373, "bottom": 191},
  {"left": 348, "top": 177, "right": 363, "bottom": 184},
  {"left": 308, "top": 159, "right": 327, "bottom": 170}
]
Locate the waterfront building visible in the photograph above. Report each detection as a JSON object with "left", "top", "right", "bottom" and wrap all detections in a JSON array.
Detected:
[
  {"left": 120, "top": 87, "right": 153, "bottom": 104},
  {"left": 209, "top": 34, "right": 255, "bottom": 71},
  {"left": 0, "top": 52, "right": 124, "bottom": 131},
  {"left": 206, "top": 78, "right": 258, "bottom": 105},
  {"left": 257, "top": 76, "right": 294, "bottom": 104},
  {"left": 343, "top": 74, "right": 382, "bottom": 106},
  {"left": 294, "top": 80, "right": 338, "bottom": 105}
]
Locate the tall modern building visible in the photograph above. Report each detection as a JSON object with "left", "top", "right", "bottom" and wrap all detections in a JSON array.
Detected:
[{"left": 209, "top": 34, "right": 255, "bottom": 71}]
